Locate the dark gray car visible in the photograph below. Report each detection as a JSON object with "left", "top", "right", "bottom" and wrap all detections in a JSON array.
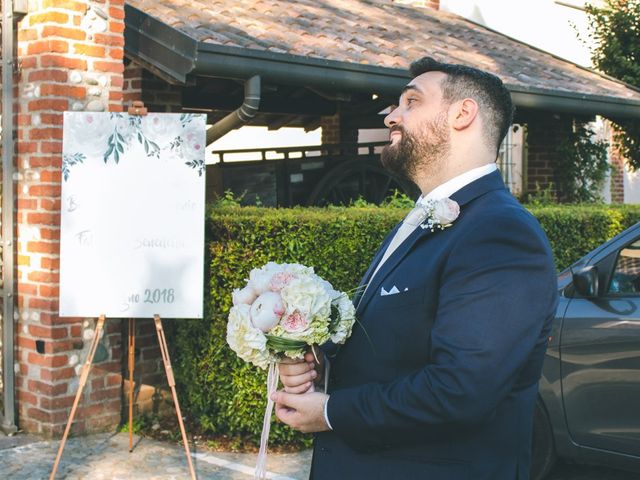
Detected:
[{"left": 531, "top": 222, "right": 640, "bottom": 480}]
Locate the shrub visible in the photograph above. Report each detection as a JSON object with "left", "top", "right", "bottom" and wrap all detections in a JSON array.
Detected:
[{"left": 174, "top": 203, "right": 640, "bottom": 449}]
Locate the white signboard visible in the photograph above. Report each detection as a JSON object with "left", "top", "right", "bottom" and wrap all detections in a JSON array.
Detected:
[{"left": 60, "top": 112, "right": 206, "bottom": 318}]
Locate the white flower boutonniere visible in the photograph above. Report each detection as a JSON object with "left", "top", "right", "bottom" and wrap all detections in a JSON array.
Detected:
[{"left": 418, "top": 198, "right": 460, "bottom": 231}]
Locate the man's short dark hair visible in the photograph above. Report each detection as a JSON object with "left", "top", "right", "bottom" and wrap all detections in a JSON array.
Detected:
[{"left": 410, "top": 57, "right": 514, "bottom": 153}]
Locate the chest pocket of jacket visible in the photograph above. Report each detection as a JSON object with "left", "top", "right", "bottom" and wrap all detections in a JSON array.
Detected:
[{"left": 376, "top": 289, "right": 424, "bottom": 310}]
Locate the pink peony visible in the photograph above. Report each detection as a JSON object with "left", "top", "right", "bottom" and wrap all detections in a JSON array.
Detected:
[
  {"left": 232, "top": 286, "right": 258, "bottom": 306},
  {"left": 250, "top": 292, "right": 285, "bottom": 332},
  {"left": 268, "top": 272, "right": 296, "bottom": 292},
  {"left": 281, "top": 310, "right": 309, "bottom": 333}
]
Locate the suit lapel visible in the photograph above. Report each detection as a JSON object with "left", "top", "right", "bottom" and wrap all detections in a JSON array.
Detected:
[{"left": 356, "top": 170, "right": 507, "bottom": 315}]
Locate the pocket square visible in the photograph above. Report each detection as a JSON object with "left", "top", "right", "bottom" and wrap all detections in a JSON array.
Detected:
[{"left": 380, "top": 286, "right": 400, "bottom": 296}]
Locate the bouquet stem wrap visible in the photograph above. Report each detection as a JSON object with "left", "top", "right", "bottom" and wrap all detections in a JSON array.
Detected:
[{"left": 255, "top": 360, "right": 279, "bottom": 480}]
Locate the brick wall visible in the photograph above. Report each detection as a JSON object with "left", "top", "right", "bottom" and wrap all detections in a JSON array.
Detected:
[
  {"left": 321, "top": 113, "right": 358, "bottom": 145},
  {"left": 14, "top": 0, "right": 125, "bottom": 437},
  {"left": 523, "top": 112, "right": 573, "bottom": 198},
  {"left": 609, "top": 127, "right": 626, "bottom": 203},
  {"left": 123, "top": 61, "right": 182, "bottom": 113}
]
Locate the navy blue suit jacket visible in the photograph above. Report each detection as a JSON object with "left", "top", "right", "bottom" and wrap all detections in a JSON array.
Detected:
[{"left": 312, "top": 171, "right": 558, "bottom": 480}]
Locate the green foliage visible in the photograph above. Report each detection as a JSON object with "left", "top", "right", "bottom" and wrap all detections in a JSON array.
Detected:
[
  {"left": 174, "top": 203, "right": 640, "bottom": 449},
  {"left": 555, "top": 123, "right": 610, "bottom": 203},
  {"left": 586, "top": 0, "right": 640, "bottom": 168},
  {"left": 525, "top": 182, "right": 557, "bottom": 206}
]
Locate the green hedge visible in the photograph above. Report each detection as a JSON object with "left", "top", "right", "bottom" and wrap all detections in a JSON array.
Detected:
[{"left": 175, "top": 204, "right": 640, "bottom": 448}]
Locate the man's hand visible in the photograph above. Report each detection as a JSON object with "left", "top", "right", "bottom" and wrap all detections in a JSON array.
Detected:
[
  {"left": 271, "top": 390, "right": 330, "bottom": 433},
  {"left": 278, "top": 351, "right": 323, "bottom": 393}
]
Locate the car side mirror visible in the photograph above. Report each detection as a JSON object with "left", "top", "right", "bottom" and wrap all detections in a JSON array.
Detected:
[{"left": 573, "top": 266, "right": 599, "bottom": 298}]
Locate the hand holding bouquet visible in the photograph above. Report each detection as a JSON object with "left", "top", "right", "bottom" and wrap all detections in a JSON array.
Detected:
[{"left": 226, "top": 262, "right": 357, "bottom": 479}]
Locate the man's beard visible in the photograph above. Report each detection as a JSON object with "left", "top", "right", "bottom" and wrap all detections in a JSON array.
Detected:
[{"left": 380, "top": 114, "right": 450, "bottom": 182}]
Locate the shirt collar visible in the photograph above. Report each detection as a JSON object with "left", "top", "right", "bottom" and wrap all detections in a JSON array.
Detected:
[{"left": 418, "top": 163, "right": 498, "bottom": 204}]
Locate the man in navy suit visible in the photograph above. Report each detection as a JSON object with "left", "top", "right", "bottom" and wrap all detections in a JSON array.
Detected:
[{"left": 272, "top": 57, "right": 558, "bottom": 480}]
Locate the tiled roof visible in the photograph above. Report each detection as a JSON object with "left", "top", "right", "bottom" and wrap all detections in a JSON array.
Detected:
[{"left": 126, "top": 0, "right": 640, "bottom": 104}]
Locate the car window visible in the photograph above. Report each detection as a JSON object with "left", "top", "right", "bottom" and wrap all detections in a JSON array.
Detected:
[{"left": 608, "top": 240, "right": 640, "bottom": 295}]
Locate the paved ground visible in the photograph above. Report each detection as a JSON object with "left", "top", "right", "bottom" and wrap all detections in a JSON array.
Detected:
[
  {"left": 0, "top": 431, "right": 312, "bottom": 479},
  {"left": 2, "top": 431, "right": 640, "bottom": 479}
]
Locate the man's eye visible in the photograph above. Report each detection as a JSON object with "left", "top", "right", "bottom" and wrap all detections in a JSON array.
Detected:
[{"left": 406, "top": 97, "right": 417, "bottom": 105}]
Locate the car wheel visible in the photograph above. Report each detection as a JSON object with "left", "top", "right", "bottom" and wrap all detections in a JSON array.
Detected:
[{"left": 531, "top": 398, "right": 556, "bottom": 480}]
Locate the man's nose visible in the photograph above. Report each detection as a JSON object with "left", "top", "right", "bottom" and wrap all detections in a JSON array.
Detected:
[{"left": 384, "top": 106, "right": 400, "bottom": 128}]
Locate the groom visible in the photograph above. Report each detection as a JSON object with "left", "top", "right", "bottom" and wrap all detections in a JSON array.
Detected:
[{"left": 272, "top": 57, "right": 558, "bottom": 480}]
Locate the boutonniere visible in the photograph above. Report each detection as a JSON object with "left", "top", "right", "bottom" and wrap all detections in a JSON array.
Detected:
[{"left": 418, "top": 198, "right": 460, "bottom": 231}]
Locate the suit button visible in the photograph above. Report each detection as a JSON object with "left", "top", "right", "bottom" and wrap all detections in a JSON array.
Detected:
[{"left": 320, "top": 447, "right": 330, "bottom": 453}]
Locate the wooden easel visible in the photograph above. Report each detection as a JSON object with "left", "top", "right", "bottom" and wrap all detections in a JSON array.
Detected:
[{"left": 49, "top": 315, "right": 197, "bottom": 479}]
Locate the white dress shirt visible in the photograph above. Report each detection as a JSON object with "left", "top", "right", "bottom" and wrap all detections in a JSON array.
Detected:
[{"left": 323, "top": 162, "right": 498, "bottom": 430}]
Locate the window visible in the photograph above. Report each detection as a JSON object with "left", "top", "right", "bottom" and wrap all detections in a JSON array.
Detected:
[{"left": 608, "top": 240, "right": 640, "bottom": 294}]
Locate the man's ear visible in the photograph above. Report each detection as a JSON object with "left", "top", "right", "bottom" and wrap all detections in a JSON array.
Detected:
[{"left": 450, "top": 98, "right": 479, "bottom": 131}]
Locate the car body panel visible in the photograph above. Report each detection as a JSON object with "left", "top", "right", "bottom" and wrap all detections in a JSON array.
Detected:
[{"left": 540, "top": 222, "right": 640, "bottom": 474}]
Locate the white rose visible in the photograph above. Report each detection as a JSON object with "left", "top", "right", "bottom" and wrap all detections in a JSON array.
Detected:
[
  {"left": 232, "top": 286, "right": 258, "bottom": 306},
  {"left": 281, "top": 275, "right": 332, "bottom": 321},
  {"left": 433, "top": 198, "right": 460, "bottom": 225},
  {"left": 330, "top": 294, "right": 356, "bottom": 344},
  {"left": 250, "top": 292, "right": 285, "bottom": 332}
]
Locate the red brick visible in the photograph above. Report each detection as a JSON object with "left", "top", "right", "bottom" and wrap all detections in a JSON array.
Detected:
[
  {"left": 106, "top": 374, "right": 122, "bottom": 387},
  {"left": 41, "top": 25, "right": 86, "bottom": 41},
  {"left": 73, "top": 43, "right": 106, "bottom": 57},
  {"left": 27, "top": 407, "right": 70, "bottom": 424},
  {"left": 29, "top": 70, "right": 68, "bottom": 83},
  {"left": 17, "top": 336, "right": 37, "bottom": 350},
  {"left": 40, "top": 227, "right": 61, "bottom": 240},
  {"left": 28, "top": 325, "right": 68, "bottom": 339},
  {"left": 18, "top": 283, "right": 38, "bottom": 295},
  {"left": 41, "top": 142, "right": 63, "bottom": 154},
  {"left": 40, "top": 113, "right": 64, "bottom": 125},
  {"left": 39, "top": 393, "right": 76, "bottom": 410},
  {"left": 18, "top": 198, "right": 38, "bottom": 209},
  {"left": 39, "top": 84, "right": 86, "bottom": 99},
  {"left": 28, "top": 297, "right": 59, "bottom": 310},
  {"left": 29, "top": 12, "right": 69, "bottom": 26},
  {"left": 27, "top": 39, "right": 69, "bottom": 55},
  {"left": 27, "top": 212, "right": 60, "bottom": 227},
  {"left": 20, "top": 57, "right": 38, "bottom": 69},
  {"left": 28, "top": 99, "right": 69, "bottom": 112},
  {"left": 40, "top": 257, "right": 61, "bottom": 270},
  {"left": 30, "top": 154, "right": 62, "bottom": 167},
  {"left": 93, "top": 60, "right": 124, "bottom": 73},
  {"left": 90, "top": 387, "right": 120, "bottom": 402},
  {"left": 92, "top": 377, "right": 105, "bottom": 390},
  {"left": 18, "top": 389, "right": 39, "bottom": 406},
  {"left": 108, "top": 47, "right": 124, "bottom": 60},
  {"left": 28, "top": 379, "right": 68, "bottom": 396},
  {"left": 27, "top": 270, "right": 59, "bottom": 283},
  {"left": 108, "top": 6, "right": 125, "bottom": 19},
  {"left": 42, "top": 0, "right": 87, "bottom": 12},
  {"left": 27, "top": 352, "right": 69, "bottom": 367},
  {"left": 40, "top": 284, "right": 60, "bottom": 297},
  {"left": 26, "top": 240, "right": 59, "bottom": 253},
  {"left": 40, "top": 54, "right": 86, "bottom": 70},
  {"left": 109, "top": 21, "right": 125, "bottom": 34},
  {"left": 111, "top": 75, "right": 124, "bottom": 87},
  {"left": 29, "top": 184, "right": 62, "bottom": 197},
  {"left": 109, "top": 91, "right": 123, "bottom": 101},
  {"left": 41, "top": 198, "right": 62, "bottom": 211},
  {"left": 94, "top": 33, "right": 124, "bottom": 46},
  {"left": 18, "top": 29, "right": 39, "bottom": 42},
  {"left": 17, "top": 141, "right": 38, "bottom": 153},
  {"left": 30, "top": 128, "right": 64, "bottom": 141}
]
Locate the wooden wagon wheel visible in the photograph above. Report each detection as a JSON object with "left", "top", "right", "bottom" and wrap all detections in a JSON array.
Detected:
[{"left": 307, "top": 159, "right": 418, "bottom": 206}]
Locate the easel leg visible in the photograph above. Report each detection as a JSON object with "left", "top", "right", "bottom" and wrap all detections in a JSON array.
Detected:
[
  {"left": 128, "top": 318, "right": 135, "bottom": 452},
  {"left": 50, "top": 315, "right": 107, "bottom": 480},
  {"left": 154, "top": 315, "right": 197, "bottom": 480}
]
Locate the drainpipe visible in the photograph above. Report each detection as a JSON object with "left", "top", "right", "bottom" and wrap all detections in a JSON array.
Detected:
[
  {"left": 2, "top": 0, "right": 18, "bottom": 434},
  {"left": 206, "top": 75, "right": 261, "bottom": 145}
]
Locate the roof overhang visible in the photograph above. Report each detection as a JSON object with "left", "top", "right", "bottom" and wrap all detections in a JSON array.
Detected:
[{"left": 124, "top": 4, "right": 640, "bottom": 120}]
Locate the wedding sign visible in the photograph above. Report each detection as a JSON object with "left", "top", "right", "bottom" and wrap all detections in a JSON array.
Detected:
[{"left": 59, "top": 112, "right": 206, "bottom": 318}]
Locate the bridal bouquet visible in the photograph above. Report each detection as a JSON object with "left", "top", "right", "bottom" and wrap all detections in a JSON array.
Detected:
[
  {"left": 226, "top": 262, "right": 357, "bottom": 479},
  {"left": 227, "top": 261, "right": 356, "bottom": 368}
]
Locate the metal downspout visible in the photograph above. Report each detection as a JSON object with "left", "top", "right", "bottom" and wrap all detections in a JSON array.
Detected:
[
  {"left": 1, "top": 0, "right": 17, "bottom": 434},
  {"left": 206, "top": 75, "right": 261, "bottom": 145}
]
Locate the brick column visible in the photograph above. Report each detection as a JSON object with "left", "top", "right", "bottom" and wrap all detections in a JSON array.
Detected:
[
  {"left": 523, "top": 112, "right": 573, "bottom": 197},
  {"left": 609, "top": 129, "right": 626, "bottom": 204},
  {"left": 15, "top": 0, "right": 125, "bottom": 437}
]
